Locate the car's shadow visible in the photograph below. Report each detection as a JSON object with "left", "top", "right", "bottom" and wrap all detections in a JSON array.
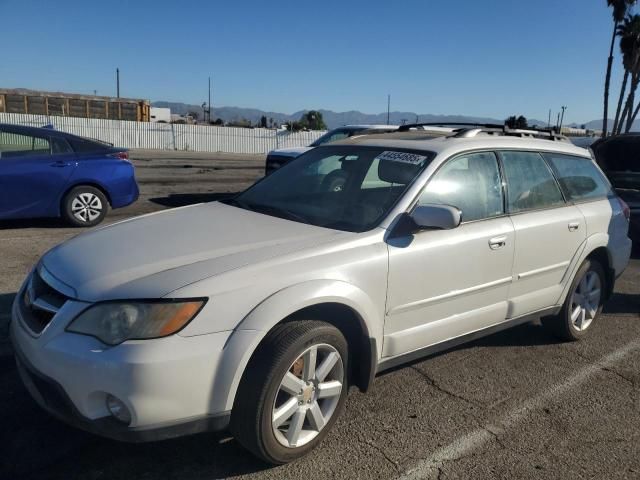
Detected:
[
  {"left": 149, "top": 192, "right": 240, "bottom": 208},
  {"left": 0, "top": 218, "right": 69, "bottom": 230},
  {"left": 0, "top": 368, "right": 272, "bottom": 479}
]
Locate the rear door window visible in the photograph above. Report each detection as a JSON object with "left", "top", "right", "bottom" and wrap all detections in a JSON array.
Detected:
[
  {"left": 499, "top": 151, "right": 565, "bottom": 213},
  {"left": 0, "top": 131, "right": 51, "bottom": 158},
  {"left": 543, "top": 153, "right": 611, "bottom": 202}
]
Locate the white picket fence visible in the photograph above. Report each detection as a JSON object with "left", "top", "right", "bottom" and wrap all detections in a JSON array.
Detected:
[{"left": 0, "top": 113, "right": 326, "bottom": 154}]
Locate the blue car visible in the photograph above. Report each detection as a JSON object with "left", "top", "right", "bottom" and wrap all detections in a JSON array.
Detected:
[{"left": 0, "top": 123, "right": 139, "bottom": 226}]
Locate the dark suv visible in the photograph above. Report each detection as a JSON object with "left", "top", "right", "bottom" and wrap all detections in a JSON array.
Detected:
[{"left": 590, "top": 135, "right": 640, "bottom": 239}]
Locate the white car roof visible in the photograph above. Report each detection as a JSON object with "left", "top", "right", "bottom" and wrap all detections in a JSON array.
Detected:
[{"left": 335, "top": 132, "right": 591, "bottom": 160}]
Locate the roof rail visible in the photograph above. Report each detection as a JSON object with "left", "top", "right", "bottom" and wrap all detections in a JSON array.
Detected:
[
  {"left": 397, "top": 122, "right": 567, "bottom": 142},
  {"left": 397, "top": 122, "right": 505, "bottom": 131}
]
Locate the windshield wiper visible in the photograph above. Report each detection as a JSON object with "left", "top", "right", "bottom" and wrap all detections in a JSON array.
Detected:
[
  {"left": 223, "top": 198, "right": 311, "bottom": 224},
  {"left": 248, "top": 203, "right": 311, "bottom": 224}
]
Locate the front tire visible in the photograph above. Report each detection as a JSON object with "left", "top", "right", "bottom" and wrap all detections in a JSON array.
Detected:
[
  {"left": 62, "top": 186, "right": 108, "bottom": 227},
  {"left": 231, "top": 320, "right": 349, "bottom": 464},
  {"left": 542, "top": 259, "right": 606, "bottom": 341}
]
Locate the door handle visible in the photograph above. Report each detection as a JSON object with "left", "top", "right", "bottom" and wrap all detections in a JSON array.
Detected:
[
  {"left": 50, "top": 161, "right": 69, "bottom": 167},
  {"left": 489, "top": 236, "right": 507, "bottom": 250},
  {"left": 568, "top": 222, "right": 580, "bottom": 232}
]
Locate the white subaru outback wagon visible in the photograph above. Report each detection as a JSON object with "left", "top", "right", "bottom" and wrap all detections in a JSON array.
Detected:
[{"left": 11, "top": 126, "right": 632, "bottom": 464}]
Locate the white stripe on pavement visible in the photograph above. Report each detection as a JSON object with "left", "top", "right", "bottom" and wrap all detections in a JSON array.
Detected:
[{"left": 397, "top": 339, "right": 640, "bottom": 480}]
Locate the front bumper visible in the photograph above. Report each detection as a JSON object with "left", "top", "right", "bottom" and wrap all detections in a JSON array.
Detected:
[
  {"left": 10, "top": 291, "right": 233, "bottom": 442},
  {"left": 11, "top": 325, "right": 229, "bottom": 442}
]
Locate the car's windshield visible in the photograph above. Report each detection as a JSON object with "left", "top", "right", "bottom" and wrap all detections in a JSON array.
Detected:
[
  {"left": 226, "top": 146, "right": 435, "bottom": 232},
  {"left": 309, "top": 128, "right": 363, "bottom": 147}
]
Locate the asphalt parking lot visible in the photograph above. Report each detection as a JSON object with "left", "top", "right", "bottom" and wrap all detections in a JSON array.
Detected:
[{"left": 0, "top": 150, "right": 639, "bottom": 480}]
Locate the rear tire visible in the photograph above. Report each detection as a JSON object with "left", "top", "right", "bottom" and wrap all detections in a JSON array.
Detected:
[
  {"left": 62, "top": 186, "right": 108, "bottom": 227},
  {"left": 231, "top": 320, "right": 349, "bottom": 464},
  {"left": 542, "top": 259, "right": 606, "bottom": 341}
]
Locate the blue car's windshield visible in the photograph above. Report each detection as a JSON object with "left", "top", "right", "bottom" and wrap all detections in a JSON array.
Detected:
[{"left": 227, "top": 146, "right": 435, "bottom": 232}]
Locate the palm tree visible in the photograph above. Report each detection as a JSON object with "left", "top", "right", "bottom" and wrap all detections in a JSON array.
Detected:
[
  {"left": 603, "top": 0, "right": 636, "bottom": 136},
  {"left": 614, "top": 14, "right": 640, "bottom": 133}
]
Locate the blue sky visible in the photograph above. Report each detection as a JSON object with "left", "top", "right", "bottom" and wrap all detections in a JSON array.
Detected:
[{"left": 0, "top": 0, "right": 629, "bottom": 123}]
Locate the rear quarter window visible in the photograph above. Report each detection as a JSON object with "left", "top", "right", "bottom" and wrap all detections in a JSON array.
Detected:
[
  {"left": 50, "top": 137, "right": 74, "bottom": 155},
  {"left": 543, "top": 153, "right": 612, "bottom": 202},
  {"left": 69, "top": 137, "right": 108, "bottom": 154}
]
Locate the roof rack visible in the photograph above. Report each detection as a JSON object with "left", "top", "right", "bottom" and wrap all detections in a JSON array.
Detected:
[
  {"left": 397, "top": 122, "right": 568, "bottom": 142},
  {"left": 398, "top": 122, "right": 504, "bottom": 131}
]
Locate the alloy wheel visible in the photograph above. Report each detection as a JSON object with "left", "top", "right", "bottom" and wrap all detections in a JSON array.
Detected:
[
  {"left": 271, "top": 343, "right": 344, "bottom": 448},
  {"left": 570, "top": 270, "right": 601, "bottom": 331},
  {"left": 71, "top": 193, "right": 103, "bottom": 223}
]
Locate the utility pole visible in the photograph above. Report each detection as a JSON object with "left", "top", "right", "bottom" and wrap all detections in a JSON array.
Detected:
[
  {"left": 116, "top": 68, "right": 120, "bottom": 98},
  {"left": 208, "top": 76, "right": 212, "bottom": 123},
  {"left": 387, "top": 94, "right": 391, "bottom": 125},
  {"left": 548, "top": 109, "right": 551, "bottom": 128},
  {"left": 556, "top": 112, "right": 561, "bottom": 132},
  {"left": 558, "top": 106, "right": 567, "bottom": 133}
]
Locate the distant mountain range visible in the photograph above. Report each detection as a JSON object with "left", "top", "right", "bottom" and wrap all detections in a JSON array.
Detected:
[{"left": 152, "top": 101, "right": 639, "bottom": 131}]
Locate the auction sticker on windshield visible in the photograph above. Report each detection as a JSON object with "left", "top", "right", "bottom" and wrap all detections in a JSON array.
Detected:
[{"left": 375, "top": 151, "right": 428, "bottom": 165}]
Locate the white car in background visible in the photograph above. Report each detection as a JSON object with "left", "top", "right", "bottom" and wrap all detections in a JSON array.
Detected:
[
  {"left": 265, "top": 124, "right": 397, "bottom": 174},
  {"left": 11, "top": 125, "right": 632, "bottom": 464}
]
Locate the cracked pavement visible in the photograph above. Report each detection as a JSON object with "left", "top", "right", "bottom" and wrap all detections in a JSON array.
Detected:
[{"left": 0, "top": 150, "right": 639, "bottom": 480}]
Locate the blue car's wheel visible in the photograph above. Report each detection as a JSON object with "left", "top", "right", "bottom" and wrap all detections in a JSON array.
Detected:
[{"left": 62, "top": 186, "right": 108, "bottom": 227}]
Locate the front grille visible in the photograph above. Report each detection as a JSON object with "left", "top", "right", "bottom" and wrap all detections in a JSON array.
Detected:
[{"left": 20, "top": 270, "right": 69, "bottom": 334}]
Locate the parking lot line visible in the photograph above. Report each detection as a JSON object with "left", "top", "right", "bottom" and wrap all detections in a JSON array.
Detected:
[{"left": 397, "top": 338, "right": 640, "bottom": 480}]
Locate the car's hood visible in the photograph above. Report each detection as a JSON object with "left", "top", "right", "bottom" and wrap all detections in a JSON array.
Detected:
[
  {"left": 41, "top": 202, "right": 344, "bottom": 301},
  {"left": 268, "top": 146, "right": 313, "bottom": 158}
]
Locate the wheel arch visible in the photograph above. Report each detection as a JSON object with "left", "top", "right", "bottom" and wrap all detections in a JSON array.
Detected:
[
  {"left": 560, "top": 233, "right": 615, "bottom": 305},
  {"left": 211, "top": 280, "right": 383, "bottom": 413},
  {"left": 585, "top": 246, "right": 615, "bottom": 300}
]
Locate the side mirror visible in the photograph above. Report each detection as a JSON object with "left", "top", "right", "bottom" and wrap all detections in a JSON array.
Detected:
[{"left": 411, "top": 204, "right": 461, "bottom": 230}]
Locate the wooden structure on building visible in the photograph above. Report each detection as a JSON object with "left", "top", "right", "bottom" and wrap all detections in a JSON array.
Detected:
[{"left": 0, "top": 88, "right": 150, "bottom": 122}]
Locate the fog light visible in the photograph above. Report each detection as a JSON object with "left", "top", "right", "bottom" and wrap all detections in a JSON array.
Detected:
[{"left": 106, "top": 394, "right": 132, "bottom": 425}]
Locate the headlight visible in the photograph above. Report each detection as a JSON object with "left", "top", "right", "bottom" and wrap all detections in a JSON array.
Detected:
[{"left": 66, "top": 299, "right": 206, "bottom": 345}]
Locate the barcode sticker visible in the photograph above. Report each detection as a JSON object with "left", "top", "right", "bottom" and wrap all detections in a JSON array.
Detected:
[{"left": 375, "top": 151, "right": 427, "bottom": 165}]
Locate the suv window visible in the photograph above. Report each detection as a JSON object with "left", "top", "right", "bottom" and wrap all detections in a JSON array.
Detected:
[
  {"left": 310, "top": 128, "right": 362, "bottom": 147},
  {"left": 418, "top": 152, "right": 503, "bottom": 222},
  {"left": 0, "top": 131, "right": 50, "bottom": 158},
  {"left": 543, "top": 153, "right": 611, "bottom": 202},
  {"left": 592, "top": 136, "right": 640, "bottom": 173},
  {"left": 500, "top": 151, "right": 565, "bottom": 213}
]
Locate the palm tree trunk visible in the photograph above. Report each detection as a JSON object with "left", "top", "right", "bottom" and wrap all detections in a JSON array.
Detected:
[
  {"left": 603, "top": 22, "right": 618, "bottom": 136},
  {"left": 629, "top": 96, "right": 640, "bottom": 128},
  {"left": 613, "top": 70, "right": 629, "bottom": 134},
  {"left": 623, "top": 76, "right": 639, "bottom": 132},
  {"left": 618, "top": 91, "right": 631, "bottom": 134}
]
